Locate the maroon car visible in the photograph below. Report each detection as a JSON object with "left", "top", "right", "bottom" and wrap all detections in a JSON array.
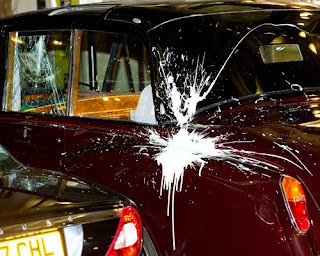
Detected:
[{"left": 1, "top": 0, "right": 320, "bottom": 255}]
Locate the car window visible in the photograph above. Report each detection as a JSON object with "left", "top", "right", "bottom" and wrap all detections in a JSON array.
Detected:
[
  {"left": 72, "top": 30, "right": 156, "bottom": 124},
  {"left": 3, "top": 31, "right": 71, "bottom": 115},
  {"left": 150, "top": 14, "right": 320, "bottom": 122},
  {"left": 0, "top": 144, "right": 20, "bottom": 171}
]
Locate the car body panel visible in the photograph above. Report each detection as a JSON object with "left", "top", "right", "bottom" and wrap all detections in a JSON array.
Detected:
[
  {"left": 0, "top": 113, "right": 65, "bottom": 170},
  {"left": 1, "top": 1, "right": 320, "bottom": 255}
]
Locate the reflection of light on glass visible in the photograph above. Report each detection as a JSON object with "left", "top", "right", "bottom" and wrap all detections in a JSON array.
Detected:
[
  {"left": 300, "top": 12, "right": 312, "bottom": 19},
  {"left": 300, "top": 120, "right": 320, "bottom": 127},
  {"left": 309, "top": 43, "right": 317, "bottom": 54},
  {"left": 53, "top": 40, "right": 63, "bottom": 46},
  {"left": 262, "top": 1, "right": 286, "bottom": 5},
  {"left": 299, "top": 31, "right": 307, "bottom": 38},
  {"left": 312, "top": 110, "right": 320, "bottom": 118},
  {"left": 102, "top": 97, "right": 109, "bottom": 101},
  {"left": 58, "top": 202, "right": 72, "bottom": 205},
  {"left": 310, "top": 104, "right": 318, "bottom": 108},
  {"left": 67, "top": 181, "right": 80, "bottom": 186},
  {"left": 114, "top": 98, "right": 121, "bottom": 102},
  {"left": 271, "top": 35, "right": 284, "bottom": 44},
  {"left": 10, "top": 37, "right": 24, "bottom": 44},
  {"left": 300, "top": 12, "right": 311, "bottom": 17},
  {"left": 132, "top": 18, "right": 141, "bottom": 24},
  {"left": 311, "top": 97, "right": 320, "bottom": 101},
  {"left": 276, "top": 46, "right": 284, "bottom": 51},
  {"left": 297, "top": 22, "right": 305, "bottom": 26}
]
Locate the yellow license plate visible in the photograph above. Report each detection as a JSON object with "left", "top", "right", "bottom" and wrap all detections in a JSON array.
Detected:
[{"left": 0, "top": 230, "right": 65, "bottom": 256}]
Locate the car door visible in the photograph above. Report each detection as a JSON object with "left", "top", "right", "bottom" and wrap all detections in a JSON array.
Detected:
[
  {"left": 58, "top": 25, "right": 170, "bottom": 232},
  {"left": 0, "top": 29, "right": 70, "bottom": 170},
  {"left": 62, "top": 27, "right": 157, "bottom": 172}
]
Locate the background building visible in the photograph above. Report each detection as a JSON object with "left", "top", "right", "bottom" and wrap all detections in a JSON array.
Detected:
[{"left": 0, "top": 0, "right": 103, "bottom": 18}]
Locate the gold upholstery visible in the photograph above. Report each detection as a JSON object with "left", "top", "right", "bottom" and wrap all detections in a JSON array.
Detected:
[
  {"left": 24, "top": 93, "right": 140, "bottom": 120},
  {"left": 75, "top": 93, "right": 140, "bottom": 120}
]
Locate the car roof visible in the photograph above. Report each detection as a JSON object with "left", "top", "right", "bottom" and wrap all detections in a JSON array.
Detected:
[{"left": 1, "top": 0, "right": 320, "bottom": 31}]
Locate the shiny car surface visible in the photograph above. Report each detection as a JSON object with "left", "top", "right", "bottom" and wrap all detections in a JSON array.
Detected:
[
  {"left": 0, "top": 144, "right": 146, "bottom": 256},
  {"left": 1, "top": 0, "right": 320, "bottom": 255}
]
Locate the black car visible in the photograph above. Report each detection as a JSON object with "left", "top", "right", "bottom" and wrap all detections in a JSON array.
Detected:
[{"left": 0, "top": 144, "right": 155, "bottom": 256}]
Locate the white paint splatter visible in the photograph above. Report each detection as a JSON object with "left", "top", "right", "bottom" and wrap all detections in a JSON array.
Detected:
[
  {"left": 291, "top": 84, "right": 303, "bottom": 91},
  {"left": 147, "top": 22, "right": 311, "bottom": 250},
  {"left": 274, "top": 142, "right": 313, "bottom": 176},
  {"left": 150, "top": 129, "right": 233, "bottom": 196},
  {"left": 148, "top": 127, "right": 290, "bottom": 250}
]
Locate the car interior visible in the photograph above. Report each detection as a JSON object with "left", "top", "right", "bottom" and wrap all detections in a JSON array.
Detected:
[{"left": 4, "top": 29, "right": 156, "bottom": 124}]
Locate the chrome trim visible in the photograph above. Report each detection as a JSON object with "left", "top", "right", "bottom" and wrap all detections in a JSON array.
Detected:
[
  {"left": 0, "top": 208, "right": 122, "bottom": 239},
  {"left": 48, "top": 7, "right": 86, "bottom": 16},
  {"left": 279, "top": 175, "right": 307, "bottom": 235}
]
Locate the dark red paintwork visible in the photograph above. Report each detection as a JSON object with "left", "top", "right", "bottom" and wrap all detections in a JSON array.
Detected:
[{"left": 1, "top": 1, "right": 320, "bottom": 255}]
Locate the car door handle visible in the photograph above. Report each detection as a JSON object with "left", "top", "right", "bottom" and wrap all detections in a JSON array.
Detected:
[{"left": 23, "top": 127, "right": 32, "bottom": 139}]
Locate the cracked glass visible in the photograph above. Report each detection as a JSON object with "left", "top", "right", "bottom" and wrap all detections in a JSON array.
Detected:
[{"left": 4, "top": 31, "right": 71, "bottom": 115}]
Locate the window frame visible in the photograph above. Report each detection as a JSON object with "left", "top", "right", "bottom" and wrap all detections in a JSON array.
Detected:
[
  {"left": 2, "top": 29, "right": 74, "bottom": 116},
  {"left": 68, "top": 24, "right": 158, "bottom": 124}
]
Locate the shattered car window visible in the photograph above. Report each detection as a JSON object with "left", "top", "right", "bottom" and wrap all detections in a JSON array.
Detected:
[
  {"left": 0, "top": 145, "right": 20, "bottom": 172},
  {"left": 0, "top": 145, "right": 112, "bottom": 202},
  {"left": 150, "top": 11, "right": 320, "bottom": 123},
  {"left": 4, "top": 31, "right": 71, "bottom": 115}
]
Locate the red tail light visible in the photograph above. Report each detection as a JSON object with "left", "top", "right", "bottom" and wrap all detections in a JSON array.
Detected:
[
  {"left": 106, "top": 206, "right": 142, "bottom": 256},
  {"left": 281, "top": 176, "right": 310, "bottom": 233}
]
